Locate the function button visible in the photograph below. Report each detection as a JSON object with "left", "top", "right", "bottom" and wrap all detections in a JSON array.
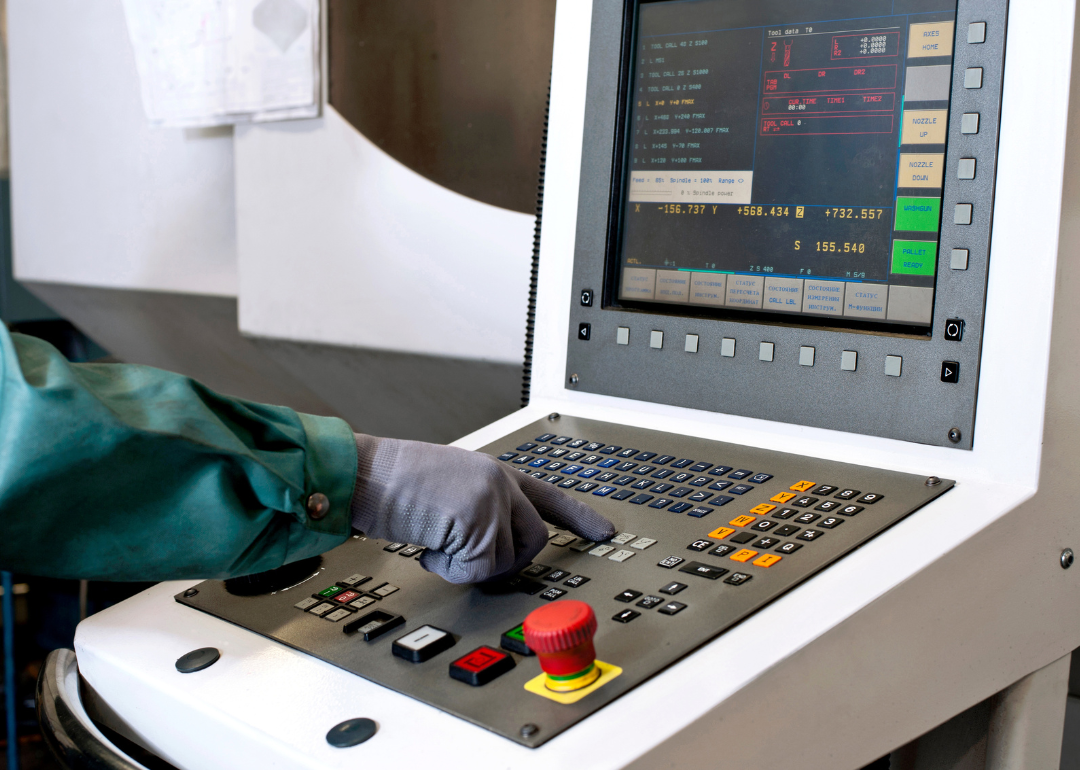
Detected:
[
  {"left": 729, "top": 515, "right": 757, "bottom": 527},
  {"left": 317, "top": 585, "right": 345, "bottom": 599},
  {"left": 835, "top": 489, "right": 861, "bottom": 500},
  {"left": 576, "top": 482, "right": 600, "bottom": 493},
  {"left": 383, "top": 543, "right": 407, "bottom": 553},
  {"left": 522, "top": 564, "right": 551, "bottom": 578},
  {"left": 688, "top": 491, "right": 714, "bottom": 503},
  {"left": 592, "top": 485, "right": 617, "bottom": 497},
  {"left": 685, "top": 334, "right": 700, "bottom": 353},
  {"left": 679, "top": 561, "right": 730, "bottom": 580},
  {"left": 750, "top": 503, "right": 776, "bottom": 515},
  {"left": 350, "top": 596, "right": 378, "bottom": 611},
  {"left": 724, "top": 572, "right": 752, "bottom": 586},
  {"left": 636, "top": 595, "right": 664, "bottom": 609},
  {"left": 325, "top": 608, "right": 353, "bottom": 622},
  {"left": 708, "top": 526, "right": 735, "bottom": 540},
  {"left": 517, "top": 442, "right": 537, "bottom": 452},
  {"left": 941, "top": 361, "right": 960, "bottom": 383},
  {"left": 688, "top": 506, "right": 716, "bottom": 518},
  {"left": 951, "top": 248, "right": 970, "bottom": 271},
  {"left": 650, "top": 330, "right": 664, "bottom": 349},
  {"left": 730, "top": 549, "right": 758, "bottom": 563},
  {"left": 838, "top": 504, "right": 864, "bottom": 516},
  {"left": 955, "top": 204, "right": 973, "bottom": 225},
  {"left": 660, "top": 582, "right": 687, "bottom": 595},
  {"left": 728, "top": 469, "right": 753, "bottom": 480},
  {"left": 721, "top": 337, "right": 736, "bottom": 357},
  {"left": 753, "top": 537, "right": 780, "bottom": 550},
  {"left": 655, "top": 455, "right": 676, "bottom": 465},
  {"left": 615, "top": 589, "right": 643, "bottom": 603},
  {"left": 539, "top": 587, "right": 567, "bottom": 601},
  {"left": 777, "top": 542, "right": 803, "bottom": 554},
  {"left": 709, "top": 544, "right": 737, "bottom": 558},
  {"left": 612, "top": 489, "right": 636, "bottom": 500},
  {"left": 749, "top": 473, "right": 773, "bottom": 484},
  {"left": 294, "top": 597, "right": 319, "bottom": 611},
  {"left": 815, "top": 500, "right": 842, "bottom": 512},
  {"left": 590, "top": 545, "right": 616, "bottom": 557},
  {"left": 392, "top": 625, "right": 456, "bottom": 663},
  {"left": 629, "top": 494, "right": 655, "bottom": 505},
  {"left": 450, "top": 647, "right": 516, "bottom": 686},
  {"left": 773, "top": 508, "right": 798, "bottom": 519},
  {"left": 551, "top": 436, "right": 573, "bottom": 445},
  {"left": 774, "top": 524, "right": 800, "bottom": 537},
  {"left": 670, "top": 458, "right": 694, "bottom": 468},
  {"left": 690, "top": 462, "right": 714, "bottom": 473},
  {"left": 818, "top": 517, "right": 843, "bottom": 529},
  {"left": 751, "top": 519, "right": 777, "bottom": 532},
  {"left": 795, "top": 512, "right": 820, "bottom": 525},
  {"left": 334, "top": 590, "right": 363, "bottom": 604},
  {"left": 658, "top": 601, "right": 688, "bottom": 616},
  {"left": 797, "top": 529, "right": 824, "bottom": 542},
  {"left": 570, "top": 540, "right": 597, "bottom": 552},
  {"left": 688, "top": 539, "right": 715, "bottom": 552},
  {"left": 857, "top": 493, "right": 884, "bottom": 504},
  {"left": 498, "top": 452, "right": 518, "bottom": 462},
  {"left": 598, "top": 445, "right": 621, "bottom": 455},
  {"left": 611, "top": 532, "right": 637, "bottom": 545},
  {"left": 635, "top": 451, "right": 657, "bottom": 461},
  {"left": 308, "top": 602, "right": 336, "bottom": 617},
  {"left": 960, "top": 114, "right": 980, "bottom": 135},
  {"left": 841, "top": 350, "right": 858, "bottom": 371},
  {"left": 759, "top": 342, "right": 775, "bottom": 362},
  {"left": 945, "top": 318, "right": 965, "bottom": 341},
  {"left": 790, "top": 480, "right": 816, "bottom": 492},
  {"left": 631, "top": 537, "right": 658, "bottom": 550},
  {"left": 799, "top": 346, "right": 816, "bottom": 367},
  {"left": 399, "top": 545, "right": 424, "bottom": 557},
  {"left": 564, "top": 575, "right": 591, "bottom": 588},
  {"left": 964, "top": 67, "right": 983, "bottom": 89},
  {"left": 617, "top": 448, "right": 639, "bottom": 458},
  {"left": 885, "top": 356, "right": 903, "bottom": 378},
  {"left": 793, "top": 496, "right": 819, "bottom": 508},
  {"left": 372, "top": 583, "right": 400, "bottom": 598},
  {"left": 708, "top": 465, "right": 734, "bottom": 476},
  {"left": 568, "top": 439, "right": 589, "bottom": 449},
  {"left": 771, "top": 492, "right": 797, "bottom": 504},
  {"left": 338, "top": 574, "right": 372, "bottom": 588},
  {"left": 544, "top": 569, "right": 572, "bottom": 582},
  {"left": 344, "top": 610, "right": 406, "bottom": 640},
  {"left": 578, "top": 324, "right": 592, "bottom": 342},
  {"left": 651, "top": 469, "right": 674, "bottom": 479},
  {"left": 729, "top": 484, "right": 754, "bottom": 496},
  {"left": 500, "top": 624, "right": 534, "bottom": 656},
  {"left": 753, "top": 554, "right": 782, "bottom": 568},
  {"left": 658, "top": 556, "right": 686, "bottom": 569},
  {"left": 811, "top": 485, "right": 837, "bottom": 496},
  {"left": 968, "top": 21, "right": 987, "bottom": 43},
  {"left": 517, "top": 580, "right": 545, "bottom": 595},
  {"left": 958, "top": 159, "right": 976, "bottom": 180},
  {"left": 670, "top": 502, "right": 694, "bottom": 513},
  {"left": 617, "top": 326, "right": 630, "bottom": 345},
  {"left": 609, "top": 550, "right": 636, "bottom": 563},
  {"left": 613, "top": 609, "right": 641, "bottom": 623},
  {"left": 730, "top": 532, "right": 757, "bottom": 545}
]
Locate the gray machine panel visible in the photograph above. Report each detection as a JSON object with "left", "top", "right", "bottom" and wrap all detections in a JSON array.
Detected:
[
  {"left": 566, "top": 0, "right": 1008, "bottom": 449},
  {"left": 178, "top": 416, "right": 952, "bottom": 747}
]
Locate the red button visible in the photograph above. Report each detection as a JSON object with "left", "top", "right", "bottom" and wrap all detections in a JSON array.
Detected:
[
  {"left": 449, "top": 646, "right": 516, "bottom": 686},
  {"left": 334, "top": 590, "right": 362, "bottom": 603}
]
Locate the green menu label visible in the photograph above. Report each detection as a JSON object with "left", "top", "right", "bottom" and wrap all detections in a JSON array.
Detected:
[
  {"left": 891, "top": 240, "right": 938, "bottom": 276},
  {"left": 894, "top": 196, "right": 942, "bottom": 232}
]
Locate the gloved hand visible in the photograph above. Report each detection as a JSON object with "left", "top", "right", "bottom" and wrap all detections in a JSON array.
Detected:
[{"left": 349, "top": 435, "right": 616, "bottom": 584}]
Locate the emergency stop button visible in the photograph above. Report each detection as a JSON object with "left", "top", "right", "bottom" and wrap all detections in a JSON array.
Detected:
[{"left": 523, "top": 600, "right": 600, "bottom": 692}]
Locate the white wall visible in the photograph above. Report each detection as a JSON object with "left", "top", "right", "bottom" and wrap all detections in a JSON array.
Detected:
[{"left": 8, "top": 0, "right": 238, "bottom": 297}]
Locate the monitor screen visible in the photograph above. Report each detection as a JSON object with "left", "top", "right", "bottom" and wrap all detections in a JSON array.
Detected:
[{"left": 611, "top": 0, "right": 959, "bottom": 331}]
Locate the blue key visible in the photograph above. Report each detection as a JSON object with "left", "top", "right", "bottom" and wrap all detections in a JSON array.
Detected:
[
  {"left": 528, "top": 457, "right": 548, "bottom": 468},
  {"left": 650, "top": 484, "right": 673, "bottom": 494},
  {"left": 749, "top": 473, "right": 773, "bottom": 484},
  {"left": 688, "top": 476, "right": 710, "bottom": 487},
  {"left": 690, "top": 462, "right": 713, "bottom": 473},
  {"left": 499, "top": 452, "right": 518, "bottom": 461},
  {"left": 669, "top": 502, "right": 693, "bottom": 513},
  {"left": 616, "top": 462, "right": 638, "bottom": 472},
  {"left": 651, "top": 469, "right": 674, "bottom": 479},
  {"left": 648, "top": 498, "right": 673, "bottom": 509},
  {"left": 670, "top": 459, "right": 694, "bottom": 468},
  {"left": 576, "top": 482, "right": 599, "bottom": 492},
  {"left": 535, "top": 433, "right": 556, "bottom": 442},
  {"left": 512, "top": 456, "right": 532, "bottom": 464},
  {"left": 669, "top": 487, "right": 692, "bottom": 498},
  {"left": 563, "top": 464, "right": 585, "bottom": 475},
  {"left": 708, "top": 465, "right": 733, "bottom": 476},
  {"left": 545, "top": 475, "right": 564, "bottom": 484},
  {"left": 592, "top": 486, "right": 617, "bottom": 497},
  {"left": 598, "top": 445, "right": 621, "bottom": 455},
  {"left": 598, "top": 458, "right": 620, "bottom": 468},
  {"left": 551, "top": 436, "right": 572, "bottom": 445},
  {"left": 578, "top": 468, "right": 601, "bottom": 478},
  {"left": 530, "top": 471, "right": 546, "bottom": 478},
  {"left": 545, "top": 462, "right": 565, "bottom": 471},
  {"left": 517, "top": 443, "right": 537, "bottom": 452},
  {"left": 596, "top": 472, "right": 618, "bottom": 483},
  {"left": 635, "top": 452, "right": 657, "bottom": 461},
  {"left": 708, "top": 480, "right": 732, "bottom": 491},
  {"left": 728, "top": 469, "right": 753, "bottom": 480},
  {"left": 632, "top": 466, "right": 657, "bottom": 475},
  {"left": 611, "top": 488, "right": 635, "bottom": 500},
  {"left": 617, "top": 448, "right": 639, "bottom": 458},
  {"left": 688, "top": 491, "right": 713, "bottom": 503},
  {"left": 729, "top": 484, "right": 753, "bottom": 495},
  {"left": 655, "top": 455, "right": 676, "bottom": 465},
  {"left": 712, "top": 495, "right": 735, "bottom": 506},
  {"left": 629, "top": 494, "right": 654, "bottom": 505},
  {"left": 558, "top": 479, "right": 579, "bottom": 489},
  {"left": 613, "top": 475, "right": 635, "bottom": 486},
  {"left": 687, "top": 506, "right": 714, "bottom": 518}
]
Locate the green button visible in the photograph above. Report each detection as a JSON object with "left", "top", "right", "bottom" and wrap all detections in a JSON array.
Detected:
[
  {"left": 506, "top": 624, "right": 526, "bottom": 642},
  {"left": 892, "top": 240, "right": 938, "bottom": 276},
  {"left": 894, "top": 197, "right": 941, "bottom": 232},
  {"left": 319, "top": 585, "right": 344, "bottom": 598}
]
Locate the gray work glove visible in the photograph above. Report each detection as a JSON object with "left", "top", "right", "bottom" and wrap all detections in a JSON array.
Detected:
[{"left": 349, "top": 435, "right": 616, "bottom": 584}]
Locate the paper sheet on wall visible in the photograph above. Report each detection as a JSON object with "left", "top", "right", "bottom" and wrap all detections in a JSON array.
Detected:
[{"left": 120, "top": 0, "right": 320, "bottom": 127}]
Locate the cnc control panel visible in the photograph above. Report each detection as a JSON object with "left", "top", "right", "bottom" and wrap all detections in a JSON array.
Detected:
[{"left": 178, "top": 415, "right": 952, "bottom": 747}]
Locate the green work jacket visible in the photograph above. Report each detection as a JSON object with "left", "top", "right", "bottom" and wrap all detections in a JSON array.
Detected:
[{"left": 0, "top": 325, "right": 356, "bottom": 581}]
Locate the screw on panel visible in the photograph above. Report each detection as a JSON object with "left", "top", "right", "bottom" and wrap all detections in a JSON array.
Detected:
[
  {"left": 1062, "top": 549, "right": 1074, "bottom": 569},
  {"left": 520, "top": 723, "right": 540, "bottom": 738},
  {"left": 925, "top": 476, "right": 942, "bottom": 487},
  {"left": 569, "top": 374, "right": 580, "bottom": 386},
  {"left": 548, "top": 413, "right": 560, "bottom": 421},
  {"left": 948, "top": 428, "right": 962, "bottom": 444},
  {"left": 183, "top": 588, "right": 199, "bottom": 598}
]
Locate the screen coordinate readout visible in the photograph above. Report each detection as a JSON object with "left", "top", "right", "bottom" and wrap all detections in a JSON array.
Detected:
[{"left": 616, "top": 0, "right": 958, "bottom": 328}]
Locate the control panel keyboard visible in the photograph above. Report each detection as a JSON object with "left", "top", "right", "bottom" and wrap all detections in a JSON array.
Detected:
[{"left": 177, "top": 415, "right": 952, "bottom": 747}]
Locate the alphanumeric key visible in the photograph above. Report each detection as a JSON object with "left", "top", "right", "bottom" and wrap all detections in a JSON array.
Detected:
[
  {"left": 751, "top": 519, "right": 777, "bottom": 532},
  {"left": 797, "top": 529, "right": 824, "bottom": 541},
  {"left": 795, "top": 512, "right": 820, "bottom": 524},
  {"left": 793, "top": 496, "right": 819, "bottom": 508}
]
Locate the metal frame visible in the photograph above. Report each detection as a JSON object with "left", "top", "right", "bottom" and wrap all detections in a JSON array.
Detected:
[{"left": 566, "top": 0, "right": 1008, "bottom": 449}]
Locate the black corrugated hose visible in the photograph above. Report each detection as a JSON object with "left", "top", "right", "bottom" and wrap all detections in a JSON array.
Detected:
[{"left": 521, "top": 75, "right": 552, "bottom": 409}]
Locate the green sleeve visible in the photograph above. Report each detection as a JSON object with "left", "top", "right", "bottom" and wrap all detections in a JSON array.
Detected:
[{"left": 0, "top": 326, "right": 357, "bottom": 581}]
